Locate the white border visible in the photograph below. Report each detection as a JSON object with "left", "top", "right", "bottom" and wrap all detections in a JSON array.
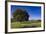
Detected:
[{"left": 7, "top": 2, "right": 44, "bottom": 32}]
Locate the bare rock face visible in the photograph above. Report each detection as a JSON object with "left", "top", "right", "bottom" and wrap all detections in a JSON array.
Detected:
[{"left": 13, "top": 8, "right": 29, "bottom": 22}]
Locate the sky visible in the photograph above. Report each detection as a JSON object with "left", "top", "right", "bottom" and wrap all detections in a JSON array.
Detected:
[{"left": 11, "top": 5, "right": 41, "bottom": 20}]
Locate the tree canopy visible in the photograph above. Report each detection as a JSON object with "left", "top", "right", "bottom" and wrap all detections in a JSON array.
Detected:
[{"left": 13, "top": 8, "right": 29, "bottom": 22}]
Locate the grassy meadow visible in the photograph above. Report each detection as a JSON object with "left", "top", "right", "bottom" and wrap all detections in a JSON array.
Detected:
[{"left": 11, "top": 20, "right": 41, "bottom": 28}]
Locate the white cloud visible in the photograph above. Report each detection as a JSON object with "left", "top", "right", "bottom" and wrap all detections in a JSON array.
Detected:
[{"left": 29, "top": 15, "right": 31, "bottom": 20}]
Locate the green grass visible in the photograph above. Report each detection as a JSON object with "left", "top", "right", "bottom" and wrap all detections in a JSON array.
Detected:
[{"left": 11, "top": 21, "right": 41, "bottom": 28}]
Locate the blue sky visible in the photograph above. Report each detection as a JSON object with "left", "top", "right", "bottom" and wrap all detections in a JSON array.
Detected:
[{"left": 11, "top": 5, "right": 41, "bottom": 20}]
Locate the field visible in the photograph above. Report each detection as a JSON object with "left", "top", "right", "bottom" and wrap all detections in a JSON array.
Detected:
[{"left": 11, "top": 20, "right": 41, "bottom": 28}]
